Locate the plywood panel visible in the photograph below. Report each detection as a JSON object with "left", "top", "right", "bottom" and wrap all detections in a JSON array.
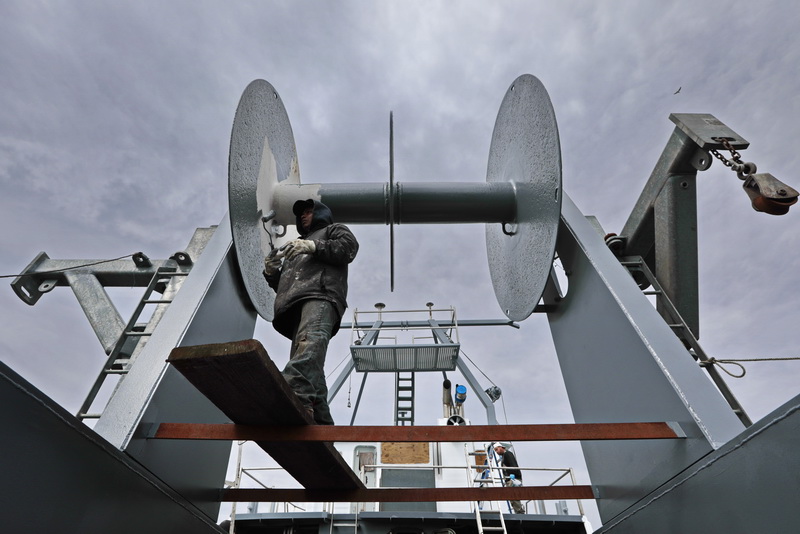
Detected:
[{"left": 381, "top": 442, "right": 430, "bottom": 464}]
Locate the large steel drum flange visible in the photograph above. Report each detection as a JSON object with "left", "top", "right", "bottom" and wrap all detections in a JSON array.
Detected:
[
  {"left": 229, "top": 79, "right": 301, "bottom": 321},
  {"left": 486, "top": 75, "right": 562, "bottom": 321}
]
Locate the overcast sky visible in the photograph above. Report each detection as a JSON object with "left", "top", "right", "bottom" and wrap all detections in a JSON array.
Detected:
[{"left": 2, "top": 1, "right": 799, "bottom": 529}]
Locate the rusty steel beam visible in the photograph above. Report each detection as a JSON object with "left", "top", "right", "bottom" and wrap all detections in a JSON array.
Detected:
[
  {"left": 221, "top": 485, "right": 597, "bottom": 503},
  {"left": 155, "top": 422, "right": 683, "bottom": 442}
]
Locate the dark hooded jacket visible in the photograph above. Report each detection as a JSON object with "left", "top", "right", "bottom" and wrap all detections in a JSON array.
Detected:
[
  {"left": 265, "top": 200, "right": 359, "bottom": 339},
  {"left": 500, "top": 449, "right": 522, "bottom": 482}
]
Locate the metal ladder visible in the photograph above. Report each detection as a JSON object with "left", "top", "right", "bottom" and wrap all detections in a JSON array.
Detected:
[
  {"left": 77, "top": 268, "right": 188, "bottom": 420},
  {"left": 394, "top": 372, "right": 415, "bottom": 425},
  {"left": 329, "top": 512, "right": 359, "bottom": 534},
  {"left": 467, "top": 447, "right": 508, "bottom": 534},
  {"left": 621, "top": 256, "right": 752, "bottom": 426}
]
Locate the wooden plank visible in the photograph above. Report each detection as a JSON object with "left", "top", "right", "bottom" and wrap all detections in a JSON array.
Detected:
[
  {"left": 155, "top": 421, "right": 683, "bottom": 442},
  {"left": 167, "top": 339, "right": 364, "bottom": 490},
  {"left": 221, "top": 485, "right": 597, "bottom": 502}
]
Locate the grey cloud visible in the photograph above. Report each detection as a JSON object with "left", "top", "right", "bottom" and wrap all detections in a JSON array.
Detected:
[{"left": 2, "top": 1, "right": 800, "bottom": 528}]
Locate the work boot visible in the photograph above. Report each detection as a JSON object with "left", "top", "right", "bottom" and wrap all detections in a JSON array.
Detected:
[{"left": 312, "top": 399, "right": 335, "bottom": 425}]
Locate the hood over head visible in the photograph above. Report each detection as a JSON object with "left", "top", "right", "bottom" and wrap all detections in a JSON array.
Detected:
[{"left": 293, "top": 199, "right": 334, "bottom": 236}]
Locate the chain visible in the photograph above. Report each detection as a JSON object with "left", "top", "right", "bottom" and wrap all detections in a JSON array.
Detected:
[
  {"left": 710, "top": 137, "right": 756, "bottom": 180},
  {"left": 347, "top": 373, "right": 352, "bottom": 408},
  {"left": 709, "top": 138, "right": 742, "bottom": 168}
]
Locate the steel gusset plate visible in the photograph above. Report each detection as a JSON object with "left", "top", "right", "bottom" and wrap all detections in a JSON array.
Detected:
[
  {"left": 486, "top": 74, "right": 562, "bottom": 321},
  {"left": 229, "top": 79, "right": 300, "bottom": 321}
]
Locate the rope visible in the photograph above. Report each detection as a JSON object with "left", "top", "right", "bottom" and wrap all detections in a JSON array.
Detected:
[{"left": 702, "top": 356, "right": 800, "bottom": 378}]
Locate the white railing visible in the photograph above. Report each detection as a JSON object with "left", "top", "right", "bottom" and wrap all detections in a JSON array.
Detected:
[
  {"left": 350, "top": 306, "right": 460, "bottom": 346},
  {"left": 228, "top": 457, "right": 586, "bottom": 522}
]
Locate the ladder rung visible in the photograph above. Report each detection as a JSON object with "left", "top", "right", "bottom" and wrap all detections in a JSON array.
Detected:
[
  {"left": 642, "top": 290, "right": 662, "bottom": 295},
  {"left": 331, "top": 523, "right": 358, "bottom": 527},
  {"left": 76, "top": 267, "right": 191, "bottom": 423},
  {"left": 155, "top": 271, "right": 189, "bottom": 280},
  {"left": 481, "top": 527, "right": 505, "bottom": 531}
]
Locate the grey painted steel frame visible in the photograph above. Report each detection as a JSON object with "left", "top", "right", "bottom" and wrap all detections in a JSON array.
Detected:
[
  {"left": 12, "top": 254, "right": 183, "bottom": 354},
  {"left": 619, "top": 114, "right": 748, "bottom": 338},
  {"left": 654, "top": 173, "right": 699, "bottom": 338},
  {"left": 544, "top": 193, "right": 745, "bottom": 522},
  {"left": 619, "top": 128, "right": 704, "bottom": 336},
  {"left": 431, "top": 318, "right": 499, "bottom": 425},
  {"left": 595, "top": 391, "right": 800, "bottom": 533},
  {"left": 328, "top": 361, "right": 501, "bottom": 426},
  {"left": 0, "top": 362, "right": 225, "bottom": 534},
  {"left": 94, "top": 214, "right": 257, "bottom": 519},
  {"left": 64, "top": 271, "right": 127, "bottom": 353},
  {"left": 453, "top": 357, "right": 499, "bottom": 425},
  {"left": 327, "top": 319, "right": 498, "bottom": 425},
  {"left": 328, "top": 320, "right": 383, "bottom": 404}
]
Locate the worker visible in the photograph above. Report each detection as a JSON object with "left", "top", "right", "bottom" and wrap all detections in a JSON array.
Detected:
[
  {"left": 492, "top": 442, "right": 525, "bottom": 514},
  {"left": 263, "top": 199, "right": 359, "bottom": 425}
]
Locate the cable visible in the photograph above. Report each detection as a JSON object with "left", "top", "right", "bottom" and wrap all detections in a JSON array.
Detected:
[
  {"left": 0, "top": 253, "right": 137, "bottom": 279},
  {"left": 704, "top": 356, "right": 800, "bottom": 378},
  {"left": 458, "top": 347, "right": 510, "bottom": 429},
  {"left": 325, "top": 350, "right": 352, "bottom": 380},
  {"left": 714, "top": 356, "right": 800, "bottom": 362},
  {"left": 499, "top": 395, "right": 510, "bottom": 425},
  {"left": 458, "top": 349, "right": 498, "bottom": 387}
]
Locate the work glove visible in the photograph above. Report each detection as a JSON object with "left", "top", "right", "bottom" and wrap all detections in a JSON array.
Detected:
[
  {"left": 263, "top": 255, "right": 283, "bottom": 277},
  {"left": 284, "top": 239, "right": 316, "bottom": 260}
]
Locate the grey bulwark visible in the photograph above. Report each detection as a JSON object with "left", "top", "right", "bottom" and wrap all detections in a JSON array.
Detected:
[{"left": 167, "top": 339, "right": 364, "bottom": 490}]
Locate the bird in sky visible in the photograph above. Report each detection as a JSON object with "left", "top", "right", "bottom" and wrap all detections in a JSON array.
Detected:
[{"left": 674, "top": 86, "right": 682, "bottom": 94}]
